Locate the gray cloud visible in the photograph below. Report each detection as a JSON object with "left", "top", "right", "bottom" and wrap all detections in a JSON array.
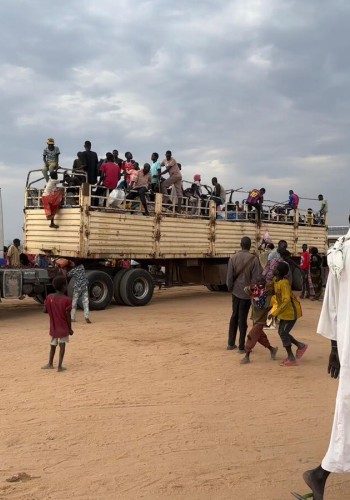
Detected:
[{"left": 1, "top": 0, "right": 349, "bottom": 242}]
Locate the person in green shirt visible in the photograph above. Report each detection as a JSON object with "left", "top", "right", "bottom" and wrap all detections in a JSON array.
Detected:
[{"left": 318, "top": 194, "right": 328, "bottom": 225}]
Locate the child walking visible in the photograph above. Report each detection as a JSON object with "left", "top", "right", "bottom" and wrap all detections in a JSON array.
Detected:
[
  {"left": 241, "top": 276, "right": 278, "bottom": 365},
  {"left": 269, "top": 262, "right": 308, "bottom": 366},
  {"left": 41, "top": 276, "right": 73, "bottom": 372}
]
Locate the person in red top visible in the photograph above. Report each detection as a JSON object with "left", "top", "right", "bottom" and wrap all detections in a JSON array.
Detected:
[
  {"left": 93, "top": 152, "right": 120, "bottom": 206},
  {"left": 300, "top": 243, "right": 311, "bottom": 299},
  {"left": 41, "top": 276, "right": 73, "bottom": 372}
]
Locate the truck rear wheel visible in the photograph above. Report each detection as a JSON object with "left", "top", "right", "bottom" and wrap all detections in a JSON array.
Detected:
[
  {"left": 113, "top": 269, "right": 129, "bottom": 305},
  {"left": 119, "top": 269, "right": 154, "bottom": 306},
  {"left": 85, "top": 270, "right": 114, "bottom": 310},
  {"left": 33, "top": 293, "right": 45, "bottom": 304}
]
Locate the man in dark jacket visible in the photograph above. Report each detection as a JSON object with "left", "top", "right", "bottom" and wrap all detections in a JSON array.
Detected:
[
  {"left": 226, "top": 237, "right": 261, "bottom": 353},
  {"left": 82, "top": 140, "right": 99, "bottom": 185}
]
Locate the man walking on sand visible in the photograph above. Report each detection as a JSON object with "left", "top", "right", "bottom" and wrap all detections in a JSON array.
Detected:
[
  {"left": 294, "top": 221, "right": 350, "bottom": 499},
  {"left": 226, "top": 236, "right": 261, "bottom": 353}
]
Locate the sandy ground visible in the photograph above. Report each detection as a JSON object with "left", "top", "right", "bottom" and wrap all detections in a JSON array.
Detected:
[{"left": 0, "top": 287, "right": 349, "bottom": 500}]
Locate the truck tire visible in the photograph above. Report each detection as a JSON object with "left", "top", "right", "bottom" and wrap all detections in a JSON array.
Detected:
[
  {"left": 85, "top": 270, "right": 114, "bottom": 310},
  {"left": 217, "top": 284, "right": 228, "bottom": 292},
  {"left": 113, "top": 269, "right": 129, "bottom": 305},
  {"left": 206, "top": 285, "right": 217, "bottom": 291},
  {"left": 119, "top": 269, "right": 154, "bottom": 306},
  {"left": 33, "top": 293, "right": 45, "bottom": 304}
]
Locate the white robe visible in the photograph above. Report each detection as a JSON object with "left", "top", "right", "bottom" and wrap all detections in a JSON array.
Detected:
[{"left": 317, "top": 236, "right": 350, "bottom": 473}]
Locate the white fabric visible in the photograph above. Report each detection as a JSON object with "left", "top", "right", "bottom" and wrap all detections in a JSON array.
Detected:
[
  {"left": 43, "top": 179, "right": 59, "bottom": 196},
  {"left": 327, "top": 228, "right": 350, "bottom": 279},
  {"left": 318, "top": 237, "right": 350, "bottom": 472}
]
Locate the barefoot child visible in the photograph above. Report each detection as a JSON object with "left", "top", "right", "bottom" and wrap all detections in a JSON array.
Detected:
[
  {"left": 241, "top": 276, "right": 278, "bottom": 364},
  {"left": 41, "top": 276, "right": 73, "bottom": 372},
  {"left": 269, "top": 262, "right": 308, "bottom": 366}
]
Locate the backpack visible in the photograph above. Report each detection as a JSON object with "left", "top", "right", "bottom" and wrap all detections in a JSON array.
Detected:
[{"left": 290, "top": 194, "right": 299, "bottom": 209}]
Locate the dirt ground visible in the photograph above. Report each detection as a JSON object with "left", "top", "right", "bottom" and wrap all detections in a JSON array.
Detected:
[{"left": 0, "top": 287, "right": 349, "bottom": 500}]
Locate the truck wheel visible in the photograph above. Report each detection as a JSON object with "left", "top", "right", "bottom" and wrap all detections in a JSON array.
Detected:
[
  {"left": 217, "top": 284, "right": 228, "bottom": 292},
  {"left": 119, "top": 269, "right": 154, "bottom": 306},
  {"left": 33, "top": 293, "right": 45, "bottom": 304},
  {"left": 113, "top": 269, "right": 129, "bottom": 305},
  {"left": 206, "top": 285, "right": 217, "bottom": 291},
  {"left": 85, "top": 270, "right": 114, "bottom": 310}
]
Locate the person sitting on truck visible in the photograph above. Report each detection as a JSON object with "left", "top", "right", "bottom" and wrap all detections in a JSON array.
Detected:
[
  {"left": 67, "top": 261, "right": 91, "bottom": 324},
  {"left": 246, "top": 188, "right": 266, "bottom": 222},
  {"left": 82, "top": 140, "right": 99, "bottom": 185},
  {"left": 41, "top": 275, "right": 73, "bottom": 372},
  {"left": 93, "top": 152, "right": 121, "bottom": 206},
  {"left": 160, "top": 150, "right": 183, "bottom": 212},
  {"left": 210, "top": 177, "right": 226, "bottom": 206},
  {"left": 42, "top": 138, "right": 60, "bottom": 182},
  {"left": 126, "top": 163, "right": 152, "bottom": 216},
  {"left": 7, "top": 239, "right": 21, "bottom": 268},
  {"left": 72, "top": 152, "right": 85, "bottom": 174},
  {"left": 118, "top": 152, "right": 135, "bottom": 190},
  {"left": 42, "top": 171, "right": 63, "bottom": 229},
  {"left": 128, "top": 162, "right": 140, "bottom": 190},
  {"left": 285, "top": 190, "right": 299, "bottom": 211}
]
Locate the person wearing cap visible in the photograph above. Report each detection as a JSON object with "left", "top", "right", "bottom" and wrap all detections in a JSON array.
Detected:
[{"left": 42, "top": 138, "right": 60, "bottom": 182}]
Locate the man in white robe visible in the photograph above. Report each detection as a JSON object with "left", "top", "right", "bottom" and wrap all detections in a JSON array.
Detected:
[{"left": 297, "top": 229, "right": 350, "bottom": 499}]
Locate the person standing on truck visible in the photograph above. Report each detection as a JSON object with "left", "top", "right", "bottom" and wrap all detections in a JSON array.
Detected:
[
  {"left": 160, "top": 150, "right": 183, "bottom": 211},
  {"left": 226, "top": 236, "right": 261, "bottom": 353},
  {"left": 119, "top": 152, "right": 135, "bottom": 190},
  {"left": 42, "top": 138, "right": 60, "bottom": 182},
  {"left": 67, "top": 261, "right": 91, "bottom": 324},
  {"left": 42, "top": 171, "right": 63, "bottom": 228},
  {"left": 126, "top": 163, "right": 152, "bottom": 216},
  {"left": 93, "top": 152, "right": 120, "bottom": 206},
  {"left": 112, "top": 150, "right": 123, "bottom": 168},
  {"left": 41, "top": 276, "right": 73, "bottom": 372},
  {"left": 82, "top": 140, "right": 99, "bottom": 185},
  {"left": 246, "top": 188, "right": 266, "bottom": 222},
  {"left": 210, "top": 177, "right": 226, "bottom": 206},
  {"left": 7, "top": 239, "right": 21, "bottom": 268},
  {"left": 318, "top": 194, "right": 328, "bottom": 224},
  {"left": 150, "top": 152, "right": 161, "bottom": 196},
  {"left": 300, "top": 243, "right": 310, "bottom": 299}
]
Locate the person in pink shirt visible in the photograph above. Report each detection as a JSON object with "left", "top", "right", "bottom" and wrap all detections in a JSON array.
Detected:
[
  {"left": 126, "top": 163, "right": 151, "bottom": 216},
  {"left": 300, "top": 243, "right": 311, "bottom": 299}
]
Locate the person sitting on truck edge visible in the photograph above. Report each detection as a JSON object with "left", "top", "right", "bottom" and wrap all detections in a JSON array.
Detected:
[
  {"left": 246, "top": 188, "right": 265, "bottom": 222},
  {"left": 210, "top": 177, "right": 226, "bottom": 206},
  {"left": 285, "top": 190, "right": 299, "bottom": 211},
  {"left": 226, "top": 236, "right": 261, "bottom": 353},
  {"left": 42, "top": 171, "right": 63, "bottom": 228},
  {"left": 128, "top": 162, "right": 140, "bottom": 190},
  {"left": 42, "top": 138, "right": 60, "bottom": 182},
  {"left": 93, "top": 152, "right": 121, "bottom": 206},
  {"left": 67, "top": 260, "right": 91, "bottom": 324},
  {"left": 160, "top": 150, "right": 183, "bottom": 212},
  {"left": 82, "top": 140, "right": 99, "bottom": 185},
  {"left": 42, "top": 275, "right": 73, "bottom": 372},
  {"left": 126, "top": 163, "right": 152, "bottom": 216},
  {"left": 7, "top": 239, "right": 21, "bottom": 268},
  {"left": 240, "top": 276, "right": 278, "bottom": 365}
]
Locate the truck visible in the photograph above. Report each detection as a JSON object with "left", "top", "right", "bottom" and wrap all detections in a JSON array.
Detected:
[{"left": 1, "top": 171, "right": 328, "bottom": 307}]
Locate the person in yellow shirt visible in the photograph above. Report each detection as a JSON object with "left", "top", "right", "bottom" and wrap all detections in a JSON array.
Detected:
[
  {"left": 7, "top": 239, "right": 21, "bottom": 268},
  {"left": 269, "top": 262, "right": 308, "bottom": 366}
]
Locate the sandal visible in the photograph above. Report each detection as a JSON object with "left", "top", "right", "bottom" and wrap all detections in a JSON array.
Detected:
[
  {"left": 291, "top": 493, "right": 313, "bottom": 499},
  {"left": 280, "top": 359, "right": 297, "bottom": 366},
  {"left": 296, "top": 344, "right": 308, "bottom": 360}
]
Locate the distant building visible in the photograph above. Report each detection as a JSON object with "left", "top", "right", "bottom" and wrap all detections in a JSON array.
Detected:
[{"left": 328, "top": 226, "right": 348, "bottom": 247}]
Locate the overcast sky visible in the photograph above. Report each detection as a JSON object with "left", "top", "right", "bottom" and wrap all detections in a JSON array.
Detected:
[{"left": 1, "top": 0, "right": 349, "bottom": 242}]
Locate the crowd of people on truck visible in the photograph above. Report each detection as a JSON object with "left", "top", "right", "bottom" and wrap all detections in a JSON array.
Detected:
[{"left": 38, "top": 138, "right": 328, "bottom": 228}]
